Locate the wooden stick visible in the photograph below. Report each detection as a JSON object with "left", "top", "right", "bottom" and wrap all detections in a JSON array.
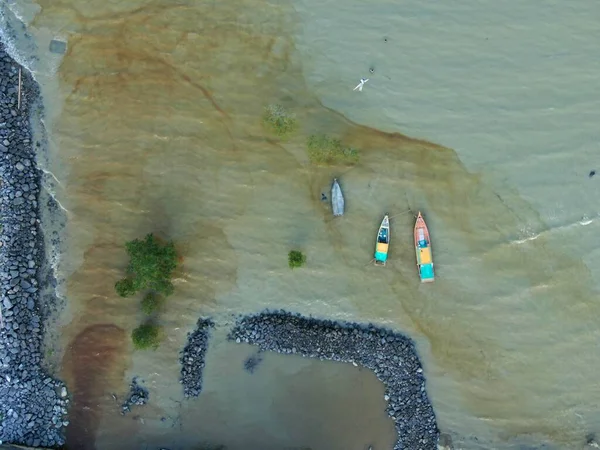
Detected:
[{"left": 17, "top": 67, "right": 22, "bottom": 110}]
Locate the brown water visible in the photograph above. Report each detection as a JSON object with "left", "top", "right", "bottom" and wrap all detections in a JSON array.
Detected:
[
  {"left": 63, "top": 324, "right": 128, "bottom": 450},
  {"left": 4, "top": 0, "right": 600, "bottom": 448}
]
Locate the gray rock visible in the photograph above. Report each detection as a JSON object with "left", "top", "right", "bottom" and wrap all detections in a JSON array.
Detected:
[{"left": 120, "top": 377, "right": 149, "bottom": 415}]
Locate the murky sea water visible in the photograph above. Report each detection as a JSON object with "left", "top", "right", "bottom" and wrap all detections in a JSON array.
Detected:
[{"left": 3, "top": 0, "right": 600, "bottom": 448}]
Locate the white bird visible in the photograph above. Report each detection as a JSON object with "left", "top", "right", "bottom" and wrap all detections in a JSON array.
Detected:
[{"left": 353, "top": 78, "right": 369, "bottom": 91}]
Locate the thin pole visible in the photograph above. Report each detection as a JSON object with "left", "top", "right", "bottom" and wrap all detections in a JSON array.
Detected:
[{"left": 17, "top": 67, "right": 22, "bottom": 110}]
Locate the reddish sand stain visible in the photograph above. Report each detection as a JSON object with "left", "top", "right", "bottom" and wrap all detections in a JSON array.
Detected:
[{"left": 62, "top": 324, "right": 128, "bottom": 450}]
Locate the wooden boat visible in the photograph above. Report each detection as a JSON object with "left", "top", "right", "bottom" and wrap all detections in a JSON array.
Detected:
[
  {"left": 331, "top": 178, "right": 344, "bottom": 216},
  {"left": 374, "top": 214, "right": 390, "bottom": 266},
  {"left": 414, "top": 211, "right": 434, "bottom": 282}
]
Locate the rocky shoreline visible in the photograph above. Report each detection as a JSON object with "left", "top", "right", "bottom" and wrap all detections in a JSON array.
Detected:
[
  {"left": 228, "top": 311, "right": 439, "bottom": 450},
  {"left": 0, "top": 44, "right": 66, "bottom": 447}
]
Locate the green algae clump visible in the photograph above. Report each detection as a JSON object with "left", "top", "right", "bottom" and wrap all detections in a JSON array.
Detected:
[
  {"left": 263, "top": 104, "right": 298, "bottom": 138},
  {"left": 307, "top": 134, "right": 359, "bottom": 165}
]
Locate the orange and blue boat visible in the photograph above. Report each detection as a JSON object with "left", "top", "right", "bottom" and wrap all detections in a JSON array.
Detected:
[
  {"left": 414, "top": 212, "right": 434, "bottom": 282},
  {"left": 374, "top": 214, "right": 390, "bottom": 266}
]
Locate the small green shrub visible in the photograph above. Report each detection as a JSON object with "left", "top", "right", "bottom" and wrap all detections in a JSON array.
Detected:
[
  {"left": 263, "top": 104, "right": 297, "bottom": 137},
  {"left": 288, "top": 250, "right": 306, "bottom": 269},
  {"left": 141, "top": 292, "right": 163, "bottom": 315},
  {"left": 307, "top": 134, "right": 359, "bottom": 165},
  {"left": 115, "top": 278, "right": 137, "bottom": 298},
  {"left": 115, "top": 233, "right": 178, "bottom": 298},
  {"left": 132, "top": 323, "right": 162, "bottom": 350}
]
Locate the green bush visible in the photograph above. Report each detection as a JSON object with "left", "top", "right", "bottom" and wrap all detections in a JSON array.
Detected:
[
  {"left": 262, "top": 104, "right": 297, "bottom": 137},
  {"left": 131, "top": 323, "right": 162, "bottom": 350},
  {"left": 306, "top": 134, "right": 359, "bottom": 165},
  {"left": 288, "top": 250, "right": 306, "bottom": 269},
  {"left": 115, "top": 278, "right": 137, "bottom": 297},
  {"left": 141, "top": 292, "right": 163, "bottom": 315},
  {"left": 115, "top": 233, "right": 178, "bottom": 298}
]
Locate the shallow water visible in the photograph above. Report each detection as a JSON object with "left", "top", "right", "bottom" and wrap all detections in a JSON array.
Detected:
[
  {"left": 93, "top": 336, "right": 395, "bottom": 450},
  {"left": 3, "top": 0, "right": 600, "bottom": 448}
]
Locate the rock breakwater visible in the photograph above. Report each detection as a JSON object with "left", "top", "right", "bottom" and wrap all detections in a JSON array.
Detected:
[
  {"left": 228, "top": 310, "right": 439, "bottom": 450},
  {"left": 179, "top": 318, "right": 214, "bottom": 398}
]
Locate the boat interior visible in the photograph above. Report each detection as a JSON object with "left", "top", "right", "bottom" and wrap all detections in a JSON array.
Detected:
[{"left": 377, "top": 228, "right": 389, "bottom": 244}]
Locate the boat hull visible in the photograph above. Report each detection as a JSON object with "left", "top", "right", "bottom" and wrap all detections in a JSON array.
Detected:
[
  {"left": 414, "top": 212, "right": 434, "bottom": 282},
  {"left": 331, "top": 178, "right": 344, "bottom": 216},
  {"left": 374, "top": 214, "right": 390, "bottom": 266}
]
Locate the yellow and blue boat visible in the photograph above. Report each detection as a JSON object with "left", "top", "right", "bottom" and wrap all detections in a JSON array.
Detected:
[
  {"left": 414, "top": 212, "right": 434, "bottom": 282},
  {"left": 374, "top": 214, "right": 390, "bottom": 266}
]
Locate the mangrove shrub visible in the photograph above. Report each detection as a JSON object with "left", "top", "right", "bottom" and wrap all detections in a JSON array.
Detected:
[
  {"left": 115, "top": 278, "right": 137, "bottom": 298},
  {"left": 131, "top": 322, "right": 162, "bottom": 350},
  {"left": 288, "top": 250, "right": 306, "bottom": 269},
  {"left": 141, "top": 292, "right": 163, "bottom": 315},
  {"left": 115, "top": 233, "right": 178, "bottom": 298}
]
